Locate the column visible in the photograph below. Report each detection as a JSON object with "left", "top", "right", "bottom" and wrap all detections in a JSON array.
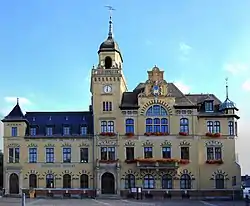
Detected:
[
  {"left": 96, "top": 170, "right": 101, "bottom": 195},
  {"left": 116, "top": 169, "right": 120, "bottom": 195},
  {"left": 5, "top": 173, "right": 9, "bottom": 195},
  {"left": 19, "top": 172, "right": 23, "bottom": 195}
]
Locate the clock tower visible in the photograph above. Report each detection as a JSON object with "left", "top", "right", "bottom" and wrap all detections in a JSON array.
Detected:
[{"left": 90, "top": 14, "right": 127, "bottom": 134}]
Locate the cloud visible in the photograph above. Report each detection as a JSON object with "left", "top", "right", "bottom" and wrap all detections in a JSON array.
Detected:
[
  {"left": 4, "top": 97, "right": 32, "bottom": 105},
  {"left": 242, "top": 79, "right": 250, "bottom": 91},
  {"left": 224, "top": 63, "right": 249, "bottom": 75},
  {"left": 174, "top": 81, "right": 190, "bottom": 94},
  {"left": 179, "top": 42, "right": 192, "bottom": 56}
]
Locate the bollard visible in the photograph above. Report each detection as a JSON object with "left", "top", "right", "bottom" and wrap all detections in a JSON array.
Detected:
[{"left": 21, "top": 193, "right": 26, "bottom": 206}]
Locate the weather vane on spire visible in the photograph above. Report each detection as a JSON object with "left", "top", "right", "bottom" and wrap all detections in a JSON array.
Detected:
[
  {"left": 225, "top": 77, "right": 229, "bottom": 99},
  {"left": 105, "top": 5, "right": 115, "bottom": 39}
]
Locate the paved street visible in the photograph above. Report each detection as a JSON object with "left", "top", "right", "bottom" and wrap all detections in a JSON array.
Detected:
[{"left": 0, "top": 198, "right": 246, "bottom": 206}]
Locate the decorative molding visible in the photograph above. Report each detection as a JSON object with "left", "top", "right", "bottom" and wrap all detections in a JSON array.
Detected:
[
  {"left": 42, "top": 170, "right": 57, "bottom": 177},
  {"left": 27, "top": 143, "right": 38, "bottom": 148},
  {"left": 205, "top": 140, "right": 223, "bottom": 147},
  {"left": 61, "top": 142, "right": 71, "bottom": 147},
  {"left": 79, "top": 142, "right": 90, "bottom": 147},
  {"left": 24, "top": 170, "right": 40, "bottom": 180},
  {"left": 179, "top": 140, "right": 191, "bottom": 146},
  {"left": 160, "top": 140, "right": 172, "bottom": 147},
  {"left": 59, "top": 170, "right": 73, "bottom": 176},
  {"left": 76, "top": 170, "right": 93, "bottom": 180},
  {"left": 121, "top": 169, "right": 140, "bottom": 180},
  {"left": 176, "top": 169, "right": 195, "bottom": 180},
  {"left": 98, "top": 140, "right": 117, "bottom": 146},
  {"left": 7, "top": 143, "right": 20, "bottom": 148},
  {"left": 124, "top": 140, "right": 135, "bottom": 147},
  {"left": 44, "top": 143, "right": 55, "bottom": 147},
  {"left": 142, "top": 140, "right": 154, "bottom": 147},
  {"left": 140, "top": 100, "right": 173, "bottom": 115},
  {"left": 140, "top": 170, "right": 157, "bottom": 180},
  {"left": 210, "top": 170, "right": 229, "bottom": 180}
]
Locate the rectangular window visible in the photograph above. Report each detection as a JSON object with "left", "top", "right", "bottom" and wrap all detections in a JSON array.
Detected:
[
  {"left": 206, "top": 147, "right": 222, "bottom": 160},
  {"left": 46, "top": 127, "right": 53, "bottom": 136},
  {"left": 80, "top": 126, "right": 87, "bottom": 135},
  {"left": 103, "top": 101, "right": 112, "bottom": 111},
  {"left": 45, "top": 148, "right": 54, "bottom": 163},
  {"left": 30, "top": 128, "right": 36, "bottom": 136},
  {"left": 162, "top": 147, "right": 171, "bottom": 158},
  {"left": 63, "top": 127, "right": 70, "bottom": 135},
  {"left": 29, "top": 148, "right": 37, "bottom": 163},
  {"left": 205, "top": 101, "right": 213, "bottom": 112},
  {"left": 63, "top": 148, "right": 71, "bottom": 163},
  {"left": 80, "top": 148, "right": 88, "bottom": 163},
  {"left": 206, "top": 147, "right": 214, "bottom": 160},
  {"left": 8, "top": 148, "right": 20, "bottom": 163},
  {"left": 180, "top": 147, "right": 189, "bottom": 160},
  {"left": 144, "top": 147, "right": 153, "bottom": 158},
  {"left": 11, "top": 127, "right": 18, "bottom": 137},
  {"left": 100, "top": 147, "right": 116, "bottom": 160},
  {"left": 100, "top": 121, "right": 115, "bottom": 133},
  {"left": 126, "top": 147, "right": 134, "bottom": 160}
]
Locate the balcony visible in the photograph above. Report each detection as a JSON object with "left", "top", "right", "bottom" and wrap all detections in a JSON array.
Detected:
[
  {"left": 96, "top": 159, "right": 120, "bottom": 169},
  {"left": 98, "top": 132, "right": 117, "bottom": 139}
]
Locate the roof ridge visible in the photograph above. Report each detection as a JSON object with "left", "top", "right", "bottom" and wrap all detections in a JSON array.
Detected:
[{"left": 170, "top": 83, "right": 195, "bottom": 105}]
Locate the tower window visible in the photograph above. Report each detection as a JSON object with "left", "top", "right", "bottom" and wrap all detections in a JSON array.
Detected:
[{"left": 105, "top": 56, "right": 112, "bottom": 69}]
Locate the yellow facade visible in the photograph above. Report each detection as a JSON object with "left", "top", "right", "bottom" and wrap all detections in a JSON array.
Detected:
[{"left": 2, "top": 16, "right": 241, "bottom": 197}]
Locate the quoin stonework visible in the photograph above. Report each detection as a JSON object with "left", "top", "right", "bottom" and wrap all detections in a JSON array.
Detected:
[{"left": 2, "top": 14, "right": 241, "bottom": 199}]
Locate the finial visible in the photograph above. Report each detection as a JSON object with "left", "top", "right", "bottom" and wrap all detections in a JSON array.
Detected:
[
  {"left": 225, "top": 77, "right": 229, "bottom": 99},
  {"left": 105, "top": 5, "right": 115, "bottom": 39},
  {"left": 17, "top": 97, "right": 19, "bottom": 105}
]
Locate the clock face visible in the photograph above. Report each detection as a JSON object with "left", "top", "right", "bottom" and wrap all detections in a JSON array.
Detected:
[{"left": 103, "top": 85, "right": 112, "bottom": 93}]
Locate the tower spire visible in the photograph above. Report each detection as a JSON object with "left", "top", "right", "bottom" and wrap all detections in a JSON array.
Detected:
[
  {"left": 105, "top": 5, "right": 115, "bottom": 39},
  {"left": 225, "top": 77, "right": 229, "bottom": 99},
  {"left": 17, "top": 97, "right": 19, "bottom": 105}
]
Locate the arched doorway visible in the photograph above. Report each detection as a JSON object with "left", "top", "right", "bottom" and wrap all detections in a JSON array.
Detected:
[
  {"left": 9, "top": 173, "right": 19, "bottom": 194},
  {"left": 101, "top": 172, "right": 115, "bottom": 194},
  {"left": 29, "top": 174, "right": 37, "bottom": 188},
  {"left": 63, "top": 174, "right": 71, "bottom": 188}
]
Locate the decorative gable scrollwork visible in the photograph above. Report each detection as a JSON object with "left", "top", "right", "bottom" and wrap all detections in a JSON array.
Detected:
[
  {"left": 210, "top": 170, "right": 229, "bottom": 180},
  {"left": 121, "top": 169, "right": 140, "bottom": 180},
  {"left": 27, "top": 143, "right": 38, "bottom": 147},
  {"left": 142, "top": 140, "right": 153, "bottom": 147},
  {"left": 160, "top": 140, "right": 172, "bottom": 147},
  {"left": 205, "top": 140, "right": 223, "bottom": 147},
  {"left": 98, "top": 140, "right": 117, "bottom": 146},
  {"left": 61, "top": 142, "right": 71, "bottom": 147},
  {"left": 44, "top": 143, "right": 55, "bottom": 147},
  {"left": 7, "top": 143, "right": 20, "bottom": 148},
  {"left": 176, "top": 169, "right": 195, "bottom": 180},
  {"left": 140, "top": 100, "right": 173, "bottom": 116},
  {"left": 79, "top": 142, "right": 89, "bottom": 147},
  {"left": 124, "top": 140, "right": 135, "bottom": 147},
  {"left": 179, "top": 140, "right": 191, "bottom": 146}
]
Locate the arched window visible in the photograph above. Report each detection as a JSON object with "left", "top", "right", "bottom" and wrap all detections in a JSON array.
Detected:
[
  {"left": 213, "top": 121, "right": 220, "bottom": 133},
  {"left": 80, "top": 174, "right": 89, "bottom": 189},
  {"left": 63, "top": 174, "right": 71, "bottom": 188},
  {"left": 207, "top": 121, "right": 213, "bottom": 133},
  {"left": 228, "top": 121, "right": 234, "bottom": 135},
  {"left": 153, "top": 118, "right": 160, "bottom": 132},
  {"left": 162, "top": 174, "right": 172, "bottom": 189},
  {"left": 125, "top": 119, "right": 134, "bottom": 133},
  {"left": 180, "top": 118, "right": 189, "bottom": 133},
  {"left": 125, "top": 174, "right": 135, "bottom": 189},
  {"left": 105, "top": 56, "right": 112, "bottom": 69},
  {"left": 161, "top": 118, "right": 168, "bottom": 133},
  {"left": 143, "top": 175, "right": 155, "bottom": 189},
  {"left": 29, "top": 174, "right": 37, "bottom": 188},
  {"left": 180, "top": 174, "right": 191, "bottom": 189},
  {"left": 146, "top": 105, "right": 168, "bottom": 116},
  {"left": 215, "top": 174, "right": 224, "bottom": 189},
  {"left": 46, "top": 174, "right": 54, "bottom": 188}
]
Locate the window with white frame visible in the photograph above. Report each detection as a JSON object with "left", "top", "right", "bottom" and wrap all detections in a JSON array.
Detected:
[
  {"left": 206, "top": 147, "right": 222, "bottom": 160},
  {"left": 100, "top": 120, "right": 114, "bottom": 132}
]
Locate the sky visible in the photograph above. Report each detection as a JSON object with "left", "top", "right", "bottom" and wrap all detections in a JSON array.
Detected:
[{"left": 0, "top": 0, "right": 249, "bottom": 173}]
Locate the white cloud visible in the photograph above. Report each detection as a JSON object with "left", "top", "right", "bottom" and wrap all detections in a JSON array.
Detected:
[
  {"left": 4, "top": 97, "right": 32, "bottom": 105},
  {"left": 179, "top": 42, "right": 192, "bottom": 55},
  {"left": 174, "top": 81, "right": 190, "bottom": 94},
  {"left": 242, "top": 79, "right": 250, "bottom": 91},
  {"left": 224, "top": 63, "right": 249, "bottom": 75}
]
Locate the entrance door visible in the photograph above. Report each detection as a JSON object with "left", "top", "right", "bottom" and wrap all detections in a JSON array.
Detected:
[
  {"left": 101, "top": 172, "right": 115, "bottom": 194},
  {"left": 9, "top": 173, "right": 19, "bottom": 194}
]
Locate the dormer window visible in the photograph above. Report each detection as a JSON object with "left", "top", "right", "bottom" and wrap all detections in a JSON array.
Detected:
[
  {"left": 63, "top": 126, "right": 70, "bottom": 135},
  {"left": 80, "top": 126, "right": 87, "bottom": 135},
  {"left": 46, "top": 127, "right": 53, "bottom": 136},
  {"left": 205, "top": 101, "right": 213, "bottom": 112},
  {"left": 30, "top": 127, "right": 36, "bottom": 136},
  {"left": 32, "top": 117, "right": 36, "bottom": 121},
  {"left": 65, "top": 116, "right": 68, "bottom": 120},
  {"left": 49, "top": 116, "right": 52, "bottom": 121}
]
